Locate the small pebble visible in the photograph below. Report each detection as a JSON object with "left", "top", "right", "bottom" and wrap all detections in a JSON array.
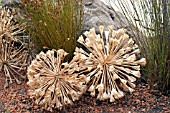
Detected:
[
  {"left": 21, "top": 99, "right": 27, "bottom": 104},
  {"left": 102, "top": 109, "right": 107, "bottom": 113},
  {"left": 1, "top": 109, "right": 6, "bottom": 113},
  {"left": 96, "top": 100, "right": 102, "bottom": 106},
  {"left": 30, "top": 110, "right": 34, "bottom": 113},
  {"left": 13, "top": 90, "right": 17, "bottom": 92},
  {"left": 0, "top": 103, "right": 5, "bottom": 108},
  {"left": 11, "top": 100, "right": 17, "bottom": 105},
  {"left": 148, "top": 100, "right": 152, "bottom": 104},
  {"left": 117, "top": 108, "right": 123, "bottom": 111},
  {"left": 24, "top": 106, "right": 31, "bottom": 110},
  {"left": 155, "top": 105, "right": 162, "bottom": 110},
  {"left": 38, "top": 112, "right": 43, "bottom": 113},
  {"left": 85, "top": 100, "right": 92, "bottom": 106},
  {"left": 163, "top": 107, "right": 169, "bottom": 111},
  {"left": 18, "top": 89, "right": 26, "bottom": 94}
]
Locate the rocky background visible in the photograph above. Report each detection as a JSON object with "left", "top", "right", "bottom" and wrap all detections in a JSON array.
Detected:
[
  {"left": 0, "top": 0, "right": 133, "bottom": 36},
  {"left": 0, "top": 0, "right": 19, "bottom": 4},
  {"left": 81, "top": 0, "right": 129, "bottom": 32}
]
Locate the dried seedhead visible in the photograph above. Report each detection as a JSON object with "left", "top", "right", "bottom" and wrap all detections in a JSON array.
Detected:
[
  {"left": 76, "top": 25, "right": 146, "bottom": 102},
  {"left": 0, "top": 6, "right": 28, "bottom": 44},
  {"left": 27, "top": 49, "right": 86, "bottom": 111},
  {"left": 0, "top": 39, "right": 28, "bottom": 87},
  {"left": 0, "top": 6, "right": 30, "bottom": 87}
]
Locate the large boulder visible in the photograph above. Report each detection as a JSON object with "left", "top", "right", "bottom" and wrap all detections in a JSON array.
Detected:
[
  {"left": 81, "top": 0, "right": 131, "bottom": 34},
  {"left": 0, "top": 0, "right": 19, "bottom": 4}
]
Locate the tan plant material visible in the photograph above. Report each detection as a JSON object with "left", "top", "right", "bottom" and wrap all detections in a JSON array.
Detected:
[
  {"left": 0, "top": 39, "right": 28, "bottom": 88},
  {"left": 76, "top": 25, "right": 146, "bottom": 102},
  {"left": 0, "top": 6, "right": 29, "bottom": 88},
  {"left": 27, "top": 49, "right": 87, "bottom": 111},
  {"left": 0, "top": 6, "right": 28, "bottom": 44}
]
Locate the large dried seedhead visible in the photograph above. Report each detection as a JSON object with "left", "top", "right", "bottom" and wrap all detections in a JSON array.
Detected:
[
  {"left": 0, "top": 6, "right": 28, "bottom": 44},
  {"left": 27, "top": 49, "right": 86, "bottom": 111},
  {"left": 76, "top": 25, "right": 146, "bottom": 102},
  {"left": 0, "top": 39, "right": 28, "bottom": 87}
]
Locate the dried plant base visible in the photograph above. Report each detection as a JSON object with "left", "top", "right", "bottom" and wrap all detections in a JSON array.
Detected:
[
  {"left": 27, "top": 49, "right": 86, "bottom": 111},
  {"left": 76, "top": 25, "right": 146, "bottom": 102}
]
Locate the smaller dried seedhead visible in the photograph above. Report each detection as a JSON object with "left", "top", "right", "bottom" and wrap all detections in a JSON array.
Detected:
[
  {"left": 0, "top": 6, "right": 29, "bottom": 87},
  {"left": 27, "top": 49, "right": 87, "bottom": 111}
]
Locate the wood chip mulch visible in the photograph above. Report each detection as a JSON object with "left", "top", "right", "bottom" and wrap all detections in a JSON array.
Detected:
[{"left": 0, "top": 75, "right": 170, "bottom": 113}]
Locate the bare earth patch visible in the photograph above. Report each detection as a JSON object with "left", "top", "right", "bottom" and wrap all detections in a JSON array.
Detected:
[{"left": 0, "top": 74, "right": 170, "bottom": 113}]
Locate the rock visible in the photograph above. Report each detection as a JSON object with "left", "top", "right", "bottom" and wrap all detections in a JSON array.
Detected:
[
  {"left": 37, "top": 112, "right": 43, "bottom": 113},
  {"left": 24, "top": 105, "right": 31, "bottom": 110},
  {"left": 30, "top": 110, "right": 34, "bottom": 113},
  {"left": 102, "top": 109, "right": 108, "bottom": 113},
  {"left": 81, "top": 0, "right": 131, "bottom": 35},
  {"left": 84, "top": 99, "right": 92, "bottom": 106},
  {"left": 96, "top": 100, "right": 102, "bottom": 106},
  {"left": 150, "top": 90, "right": 161, "bottom": 96},
  {"left": 1, "top": 0, "right": 19, "bottom": 5},
  {"left": 163, "top": 107, "right": 169, "bottom": 111},
  {"left": 13, "top": 90, "right": 17, "bottom": 92},
  {"left": 1, "top": 109, "right": 6, "bottom": 113},
  {"left": 18, "top": 89, "right": 26, "bottom": 94},
  {"left": 10, "top": 100, "right": 17, "bottom": 105},
  {"left": 0, "top": 102, "right": 5, "bottom": 108},
  {"left": 147, "top": 100, "right": 152, "bottom": 104},
  {"left": 117, "top": 108, "right": 123, "bottom": 112},
  {"left": 21, "top": 99, "right": 26, "bottom": 104}
]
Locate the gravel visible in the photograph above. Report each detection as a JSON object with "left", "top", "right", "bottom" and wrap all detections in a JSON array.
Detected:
[{"left": 0, "top": 74, "right": 170, "bottom": 113}]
